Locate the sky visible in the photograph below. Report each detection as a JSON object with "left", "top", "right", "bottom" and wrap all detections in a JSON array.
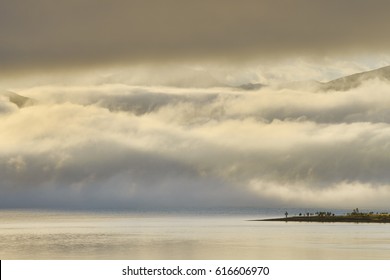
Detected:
[{"left": 2, "top": 1, "right": 390, "bottom": 210}]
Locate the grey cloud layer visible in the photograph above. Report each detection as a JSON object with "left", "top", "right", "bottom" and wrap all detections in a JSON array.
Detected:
[
  {"left": 2, "top": 79, "right": 390, "bottom": 209},
  {"left": 2, "top": 0, "right": 390, "bottom": 73}
]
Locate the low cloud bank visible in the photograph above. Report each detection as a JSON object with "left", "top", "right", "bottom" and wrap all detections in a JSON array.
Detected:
[{"left": 2, "top": 79, "right": 390, "bottom": 209}]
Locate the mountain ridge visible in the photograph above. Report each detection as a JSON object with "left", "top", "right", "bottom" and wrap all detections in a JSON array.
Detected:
[
  {"left": 321, "top": 65, "right": 390, "bottom": 91},
  {"left": 0, "top": 91, "right": 35, "bottom": 108}
]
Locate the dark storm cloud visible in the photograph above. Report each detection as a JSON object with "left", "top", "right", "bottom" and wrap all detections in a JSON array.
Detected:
[
  {"left": 2, "top": 0, "right": 390, "bottom": 73},
  {"left": 0, "top": 141, "right": 251, "bottom": 209}
]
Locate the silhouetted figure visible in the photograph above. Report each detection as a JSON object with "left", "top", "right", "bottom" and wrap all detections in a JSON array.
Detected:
[{"left": 285, "top": 211, "right": 288, "bottom": 218}]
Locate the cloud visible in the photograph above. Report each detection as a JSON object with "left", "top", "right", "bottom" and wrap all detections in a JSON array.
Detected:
[
  {"left": 249, "top": 181, "right": 390, "bottom": 209},
  {"left": 2, "top": 0, "right": 390, "bottom": 74},
  {"left": 2, "top": 1, "right": 390, "bottom": 210},
  {"left": 2, "top": 78, "right": 390, "bottom": 209}
]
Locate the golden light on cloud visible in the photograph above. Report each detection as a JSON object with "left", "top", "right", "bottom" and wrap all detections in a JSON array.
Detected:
[{"left": 2, "top": 1, "right": 390, "bottom": 210}]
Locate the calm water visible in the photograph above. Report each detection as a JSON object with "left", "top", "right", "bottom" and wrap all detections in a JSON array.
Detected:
[{"left": 1, "top": 209, "right": 390, "bottom": 259}]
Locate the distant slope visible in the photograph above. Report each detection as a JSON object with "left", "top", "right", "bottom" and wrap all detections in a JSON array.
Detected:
[
  {"left": 236, "top": 83, "right": 265, "bottom": 91},
  {"left": 322, "top": 65, "right": 390, "bottom": 91},
  {"left": 0, "top": 91, "right": 35, "bottom": 108}
]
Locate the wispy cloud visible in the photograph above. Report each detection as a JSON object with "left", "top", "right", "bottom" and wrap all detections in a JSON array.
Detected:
[{"left": 2, "top": 1, "right": 390, "bottom": 210}]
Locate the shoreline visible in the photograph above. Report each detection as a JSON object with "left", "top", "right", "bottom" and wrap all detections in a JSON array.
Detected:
[{"left": 253, "top": 215, "right": 390, "bottom": 223}]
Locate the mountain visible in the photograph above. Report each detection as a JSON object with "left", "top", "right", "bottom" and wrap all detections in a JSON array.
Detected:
[
  {"left": 0, "top": 91, "right": 35, "bottom": 108},
  {"left": 275, "top": 65, "right": 390, "bottom": 92},
  {"left": 321, "top": 65, "right": 390, "bottom": 91},
  {"left": 236, "top": 83, "right": 265, "bottom": 90}
]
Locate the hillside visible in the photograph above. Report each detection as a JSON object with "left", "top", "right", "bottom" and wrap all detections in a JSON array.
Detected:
[
  {"left": 0, "top": 91, "right": 34, "bottom": 108},
  {"left": 322, "top": 65, "right": 390, "bottom": 91}
]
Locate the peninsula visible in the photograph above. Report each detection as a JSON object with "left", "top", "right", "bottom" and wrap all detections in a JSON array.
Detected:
[{"left": 256, "top": 209, "right": 390, "bottom": 223}]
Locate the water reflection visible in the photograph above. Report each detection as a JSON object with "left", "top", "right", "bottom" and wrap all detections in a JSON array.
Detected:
[{"left": 1, "top": 210, "right": 390, "bottom": 259}]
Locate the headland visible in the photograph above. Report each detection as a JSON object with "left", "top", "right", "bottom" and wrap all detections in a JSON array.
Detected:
[{"left": 254, "top": 209, "right": 390, "bottom": 223}]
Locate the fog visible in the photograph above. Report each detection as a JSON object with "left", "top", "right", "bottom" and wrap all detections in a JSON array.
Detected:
[
  {"left": 2, "top": 1, "right": 390, "bottom": 210},
  {"left": 2, "top": 76, "right": 390, "bottom": 209}
]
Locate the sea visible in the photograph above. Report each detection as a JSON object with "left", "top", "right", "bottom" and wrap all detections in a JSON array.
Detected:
[{"left": 1, "top": 208, "right": 390, "bottom": 259}]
